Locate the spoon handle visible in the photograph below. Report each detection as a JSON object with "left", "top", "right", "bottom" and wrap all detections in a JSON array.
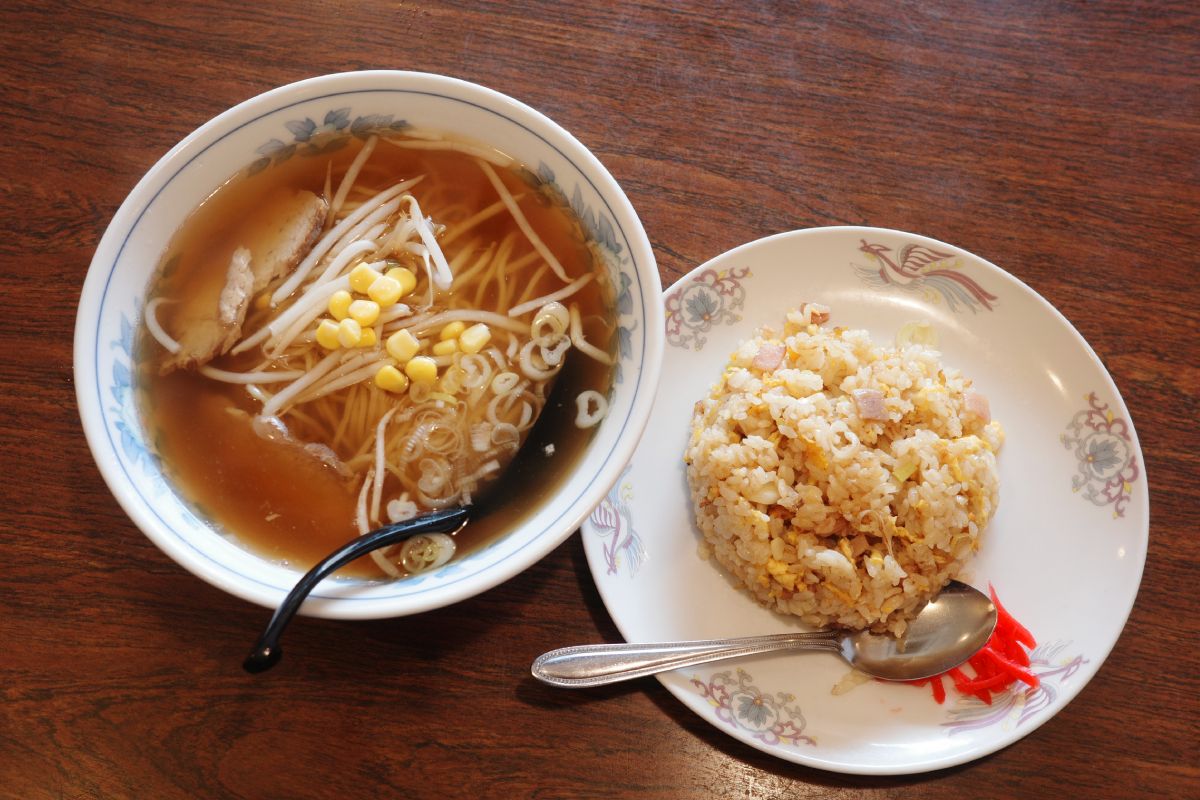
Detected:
[
  {"left": 531, "top": 632, "right": 844, "bottom": 688},
  {"left": 243, "top": 505, "right": 470, "bottom": 674}
]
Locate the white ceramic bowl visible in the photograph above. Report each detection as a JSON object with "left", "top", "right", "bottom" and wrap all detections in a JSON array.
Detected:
[{"left": 75, "top": 71, "right": 663, "bottom": 618}]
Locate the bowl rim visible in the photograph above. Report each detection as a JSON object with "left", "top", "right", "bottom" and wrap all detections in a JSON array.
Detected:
[{"left": 74, "top": 70, "right": 665, "bottom": 618}]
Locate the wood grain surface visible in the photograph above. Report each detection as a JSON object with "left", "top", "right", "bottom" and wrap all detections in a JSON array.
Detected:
[{"left": 2, "top": 1, "right": 1197, "bottom": 798}]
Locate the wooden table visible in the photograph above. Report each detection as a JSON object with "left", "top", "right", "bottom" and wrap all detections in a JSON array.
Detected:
[{"left": 3, "top": 2, "right": 1197, "bottom": 797}]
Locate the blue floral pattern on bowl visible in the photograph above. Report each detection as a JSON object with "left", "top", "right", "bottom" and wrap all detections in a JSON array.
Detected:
[
  {"left": 248, "top": 108, "right": 409, "bottom": 175},
  {"left": 109, "top": 308, "right": 166, "bottom": 497}
]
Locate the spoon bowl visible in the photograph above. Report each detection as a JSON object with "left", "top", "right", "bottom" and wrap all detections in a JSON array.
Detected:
[
  {"left": 838, "top": 580, "right": 997, "bottom": 680},
  {"left": 531, "top": 580, "right": 997, "bottom": 688}
]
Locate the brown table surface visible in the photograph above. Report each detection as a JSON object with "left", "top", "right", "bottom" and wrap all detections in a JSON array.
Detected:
[{"left": 3, "top": 1, "right": 1197, "bottom": 798}]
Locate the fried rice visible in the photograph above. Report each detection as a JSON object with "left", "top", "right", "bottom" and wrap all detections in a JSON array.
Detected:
[{"left": 684, "top": 304, "right": 1004, "bottom": 635}]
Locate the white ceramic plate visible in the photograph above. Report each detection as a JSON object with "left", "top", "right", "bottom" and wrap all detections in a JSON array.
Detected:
[{"left": 580, "top": 227, "right": 1147, "bottom": 775}]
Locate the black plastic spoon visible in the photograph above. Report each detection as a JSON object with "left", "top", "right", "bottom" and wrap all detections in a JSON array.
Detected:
[{"left": 243, "top": 505, "right": 470, "bottom": 674}]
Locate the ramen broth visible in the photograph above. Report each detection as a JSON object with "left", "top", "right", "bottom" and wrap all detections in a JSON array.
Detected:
[{"left": 137, "top": 136, "right": 615, "bottom": 578}]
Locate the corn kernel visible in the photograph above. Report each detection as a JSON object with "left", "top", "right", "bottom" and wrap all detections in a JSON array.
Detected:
[
  {"left": 405, "top": 356, "right": 438, "bottom": 384},
  {"left": 337, "top": 318, "right": 363, "bottom": 348},
  {"left": 459, "top": 323, "right": 491, "bottom": 354},
  {"left": 348, "top": 299, "right": 380, "bottom": 326},
  {"left": 349, "top": 263, "right": 380, "bottom": 294},
  {"left": 367, "top": 275, "right": 402, "bottom": 307},
  {"left": 439, "top": 321, "right": 466, "bottom": 340},
  {"left": 358, "top": 327, "right": 378, "bottom": 348},
  {"left": 386, "top": 267, "right": 417, "bottom": 297},
  {"left": 386, "top": 329, "right": 420, "bottom": 362},
  {"left": 316, "top": 319, "right": 341, "bottom": 350},
  {"left": 374, "top": 365, "right": 409, "bottom": 393},
  {"left": 328, "top": 290, "right": 353, "bottom": 321},
  {"left": 254, "top": 292, "right": 271, "bottom": 311},
  {"left": 432, "top": 339, "right": 458, "bottom": 356}
]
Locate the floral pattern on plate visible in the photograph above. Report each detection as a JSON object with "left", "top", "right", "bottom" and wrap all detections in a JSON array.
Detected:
[
  {"left": 692, "top": 668, "right": 816, "bottom": 748},
  {"left": 1061, "top": 393, "right": 1140, "bottom": 518},
  {"left": 664, "top": 267, "right": 751, "bottom": 350},
  {"left": 943, "top": 641, "right": 1089, "bottom": 734},
  {"left": 853, "top": 239, "right": 998, "bottom": 313}
]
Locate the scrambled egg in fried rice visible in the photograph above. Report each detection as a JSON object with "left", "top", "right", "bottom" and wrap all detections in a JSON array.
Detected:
[{"left": 684, "top": 305, "right": 1003, "bottom": 636}]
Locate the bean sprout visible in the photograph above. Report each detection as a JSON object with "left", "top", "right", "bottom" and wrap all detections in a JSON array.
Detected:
[
  {"left": 376, "top": 218, "right": 417, "bottom": 260},
  {"left": 478, "top": 160, "right": 569, "bottom": 283},
  {"left": 199, "top": 365, "right": 304, "bottom": 384},
  {"left": 260, "top": 349, "right": 344, "bottom": 417},
  {"left": 569, "top": 303, "right": 614, "bottom": 365},
  {"left": 383, "top": 134, "right": 513, "bottom": 167},
  {"left": 508, "top": 273, "right": 594, "bottom": 318},
  {"left": 404, "top": 194, "right": 453, "bottom": 289},
  {"left": 329, "top": 134, "right": 377, "bottom": 222},
  {"left": 234, "top": 275, "right": 351, "bottom": 355},
  {"left": 271, "top": 178, "right": 421, "bottom": 305},
  {"left": 144, "top": 297, "right": 181, "bottom": 354},
  {"left": 393, "top": 309, "right": 528, "bottom": 337},
  {"left": 370, "top": 408, "right": 396, "bottom": 524},
  {"left": 144, "top": 296, "right": 181, "bottom": 355},
  {"left": 310, "top": 238, "right": 379, "bottom": 289},
  {"left": 355, "top": 467, "right": 373, "bottom": 533}
]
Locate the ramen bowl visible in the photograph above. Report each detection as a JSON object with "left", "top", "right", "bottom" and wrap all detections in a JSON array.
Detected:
[{"left": 75, "top": 71, "right": 663, "bottom": 618}]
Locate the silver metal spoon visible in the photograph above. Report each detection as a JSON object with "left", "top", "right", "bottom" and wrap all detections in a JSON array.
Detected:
[{"left": 531, "top": 580, "right": 996, "bottom": 688}]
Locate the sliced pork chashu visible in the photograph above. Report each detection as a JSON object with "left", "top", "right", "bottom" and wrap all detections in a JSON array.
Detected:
[
  {"left": 162, "top": 190, "right": 327, "bottom": 372},
  {"left": 242, "top": 189, "right": 330, "bottom": 294}
]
